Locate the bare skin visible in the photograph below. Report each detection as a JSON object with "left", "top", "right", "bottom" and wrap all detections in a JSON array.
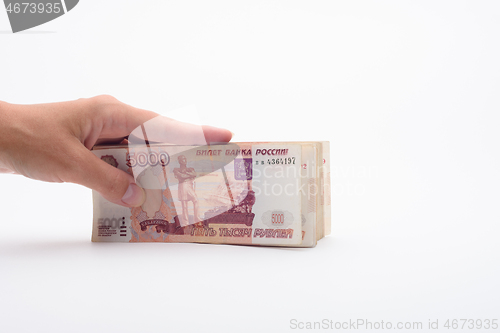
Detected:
[{"left": 0, "top": 95, "right": 232, "bottom": 207}]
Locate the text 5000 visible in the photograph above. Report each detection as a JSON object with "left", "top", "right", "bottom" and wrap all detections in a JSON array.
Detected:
[{"left": 126, "top": 151, "right": 170, "bottom": 167}]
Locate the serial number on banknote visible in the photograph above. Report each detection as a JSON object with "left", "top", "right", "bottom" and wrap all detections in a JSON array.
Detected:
[{"left": 255, "top": 157, "right": 296, "bottom": 165}]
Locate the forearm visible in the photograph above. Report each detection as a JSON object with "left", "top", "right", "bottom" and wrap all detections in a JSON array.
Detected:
[
  {"left": 0, "top": 100, "right": 17, "bottom": 173},
  {"left": 0, "top": 99, "right": 87, "bottom": 178}
]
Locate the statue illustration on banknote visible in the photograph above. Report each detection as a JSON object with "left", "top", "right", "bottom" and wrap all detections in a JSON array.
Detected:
[{"left": 173, "top": 155, "right": 201, "bottom": 227}]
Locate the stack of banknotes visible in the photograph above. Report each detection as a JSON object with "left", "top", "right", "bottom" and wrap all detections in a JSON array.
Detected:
[{"left": 92, "top": 141, "right": 330, "bottom": 247}]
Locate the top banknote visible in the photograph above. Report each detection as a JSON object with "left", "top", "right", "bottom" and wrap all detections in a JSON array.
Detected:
[{"left": 92, "top": 141, "right": 330, "bottom": 247}]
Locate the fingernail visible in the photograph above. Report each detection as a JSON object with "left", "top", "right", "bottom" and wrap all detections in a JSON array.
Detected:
[
  {"left": 121, "top": 183, "right": 145, "bottom": 207},
  {"left": 230, "top": 131, "right": 235, "bottom": 139}
]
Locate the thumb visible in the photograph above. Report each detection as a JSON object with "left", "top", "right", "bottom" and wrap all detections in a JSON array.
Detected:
[{"left": 70, "top": 147, "right": 145, "bottom": 207}]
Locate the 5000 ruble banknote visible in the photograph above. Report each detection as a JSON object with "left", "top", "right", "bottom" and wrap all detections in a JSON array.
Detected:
[{"left": 92, "top": 142, "right": 330, "bottom": 247}]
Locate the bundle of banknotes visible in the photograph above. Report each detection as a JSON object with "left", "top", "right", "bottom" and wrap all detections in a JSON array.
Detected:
[{"left": 92, "top": 141, "right": 330, "bottom": 247}]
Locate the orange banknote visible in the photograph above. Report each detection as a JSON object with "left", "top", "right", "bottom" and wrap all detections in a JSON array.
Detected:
[{"left": 92, "top": 142, "right": 330, "bottom": 247}]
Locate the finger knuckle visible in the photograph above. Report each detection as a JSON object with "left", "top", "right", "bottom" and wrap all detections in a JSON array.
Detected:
[
  {"left": 88, "top": 95, "right": 122, "bottom": 118},
  {"left": 92, "top": 94, "right": 119, "bottom": 104}
]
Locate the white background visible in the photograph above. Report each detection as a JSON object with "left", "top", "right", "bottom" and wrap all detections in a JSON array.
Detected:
[{"left": 1, "top": 1, "right": 499, "bottom": 332}]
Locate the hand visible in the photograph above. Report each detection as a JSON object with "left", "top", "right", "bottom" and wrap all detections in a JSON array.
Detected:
[{"left": 0, "top": 95, "right": 232, "bottom": 207}]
